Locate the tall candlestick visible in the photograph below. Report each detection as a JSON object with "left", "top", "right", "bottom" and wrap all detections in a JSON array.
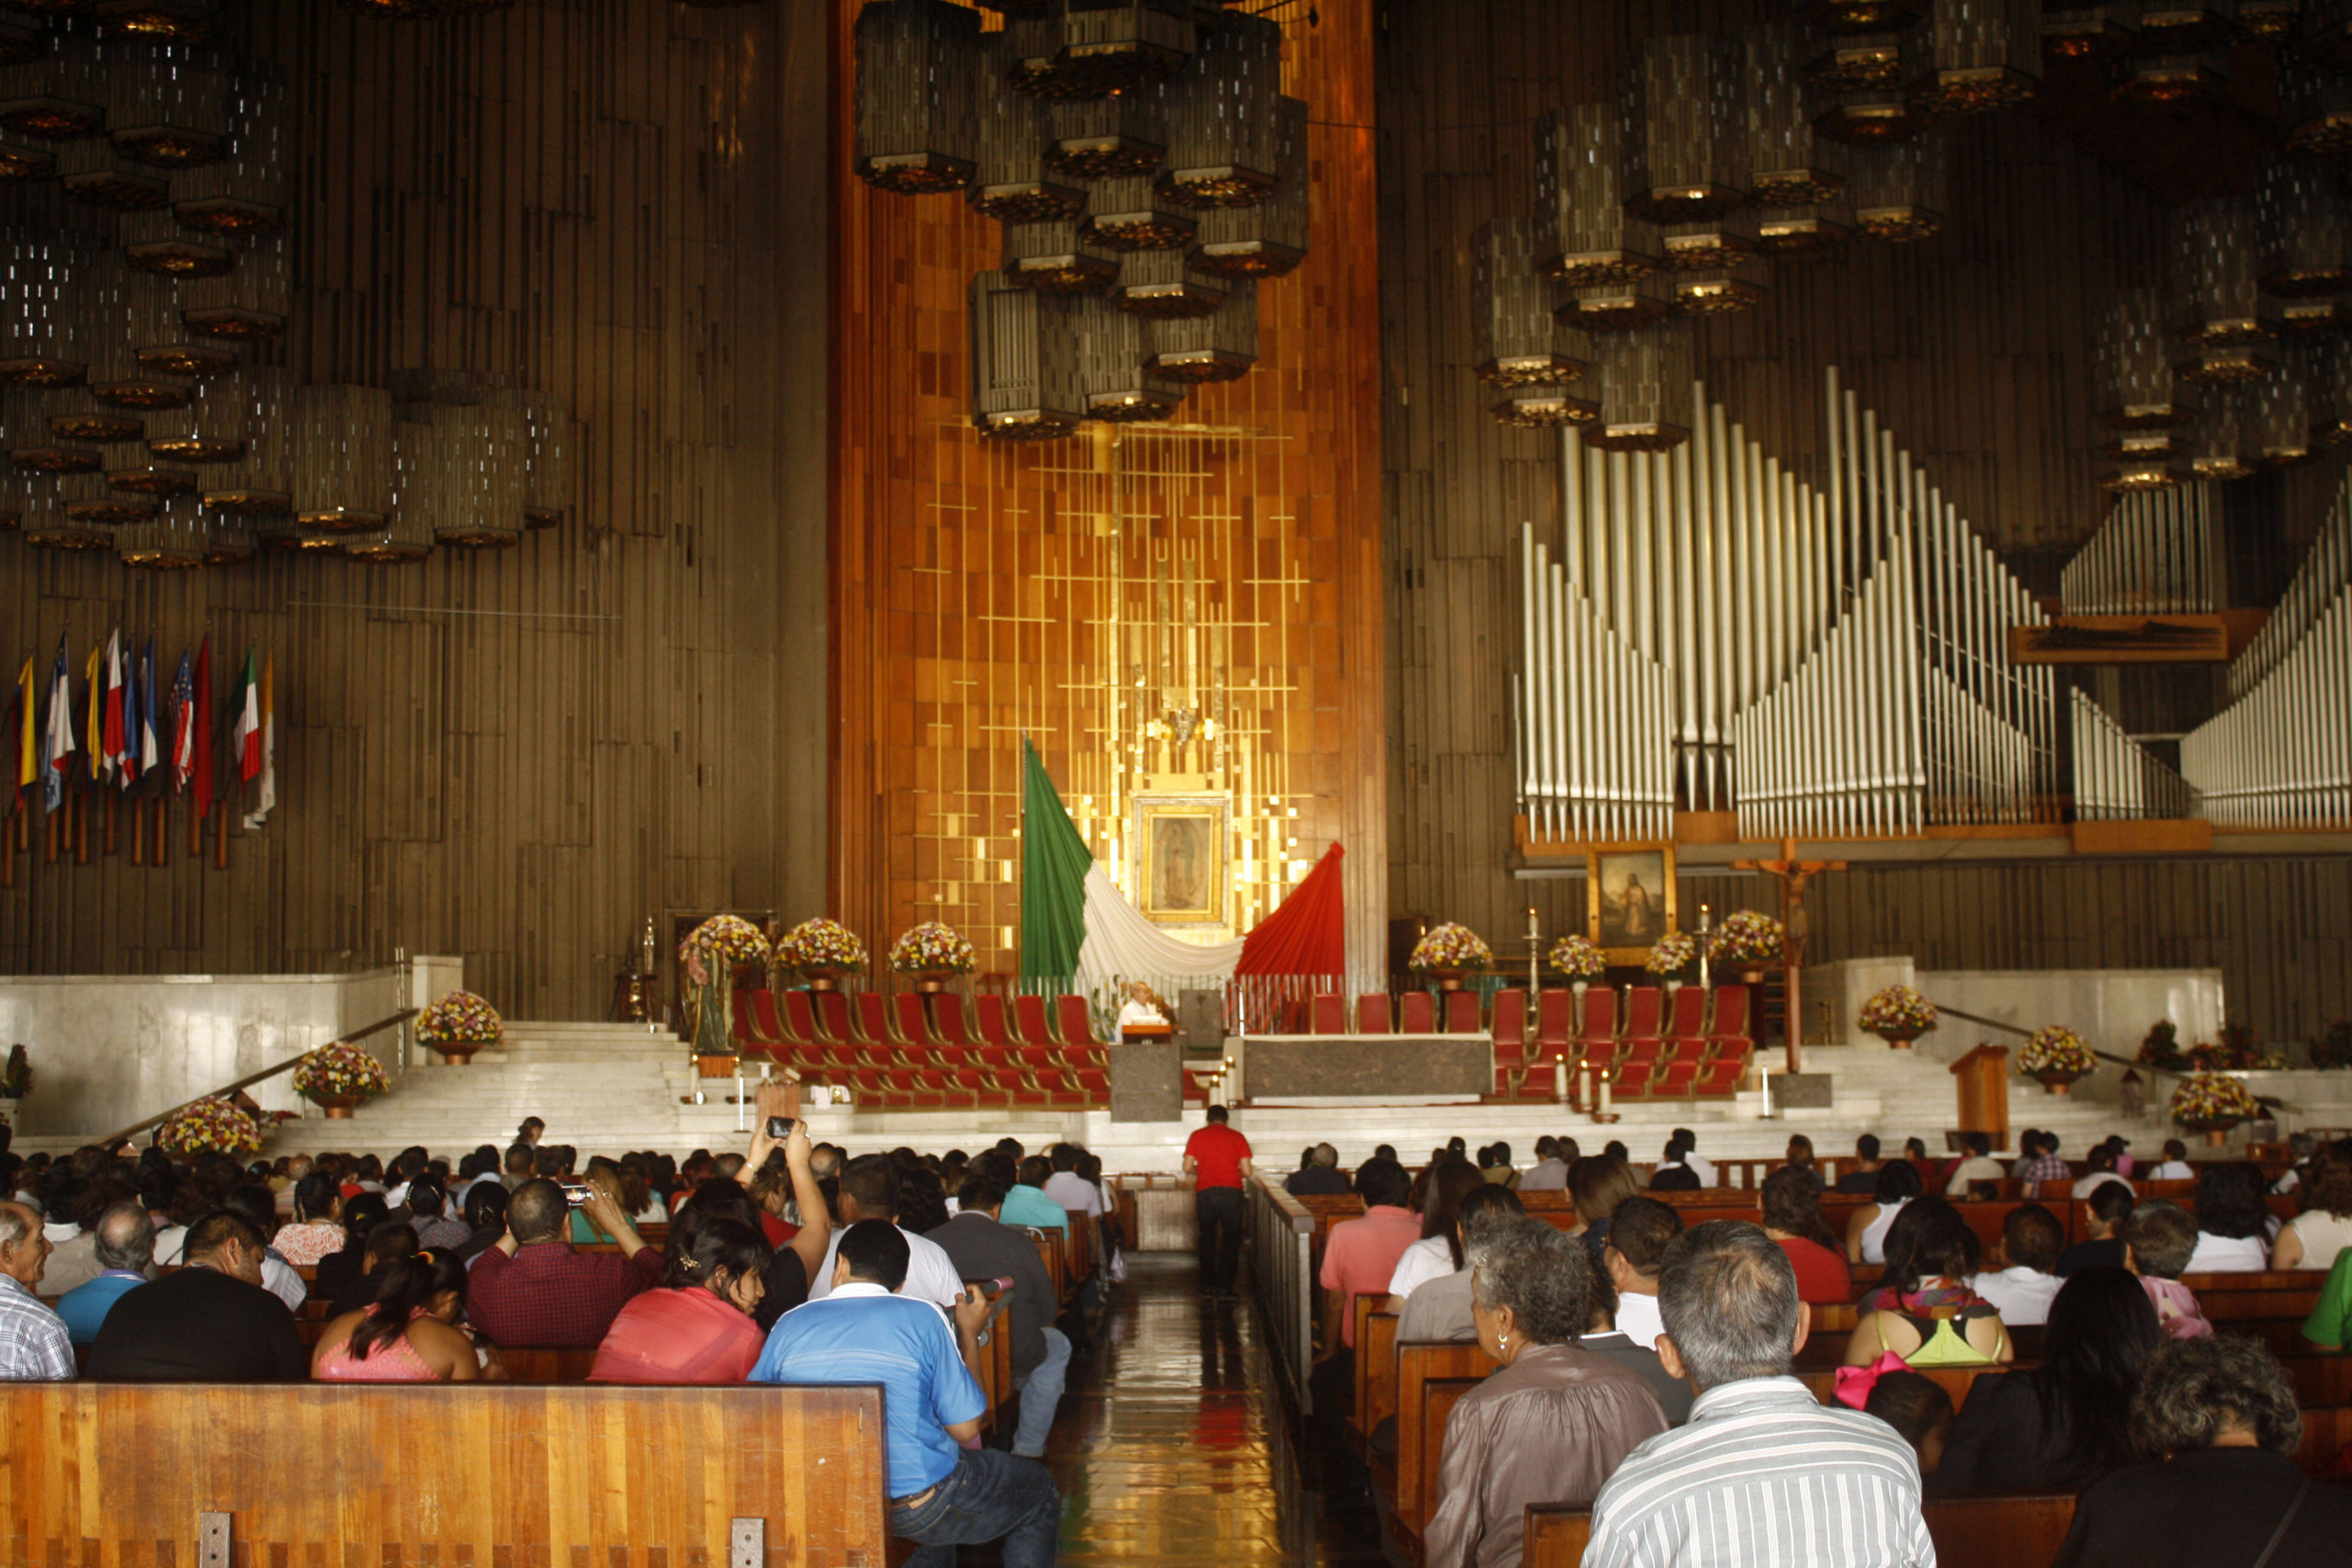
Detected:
[
  {"left": 1580, "top": 1062, "right": 1591, "bottom": 1110},
  {"left": 1554, "top": 1054, "right": 1567, "bottom": 1103},
  {"left": 1598, "top": 1070, "right": 1612, "bottom": 1119}
]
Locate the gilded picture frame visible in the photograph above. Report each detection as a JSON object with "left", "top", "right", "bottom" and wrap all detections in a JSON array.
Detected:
[
  {"left": 1587, "top": 842, "right": 1677, "bottom": 967},
  {"left": 1131, "top": 794, "right": 1230, "bottom": 927}
]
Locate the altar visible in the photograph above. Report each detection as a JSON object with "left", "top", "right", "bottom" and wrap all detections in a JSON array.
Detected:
[{"left": 1233, "top": 1032, "right": 1492, "bottom": 1103}]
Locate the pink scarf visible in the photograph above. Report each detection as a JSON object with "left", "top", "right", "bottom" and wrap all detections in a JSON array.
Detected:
[{"left": 2143, "top": 1276, "right": 2213, "bottom": 1339}]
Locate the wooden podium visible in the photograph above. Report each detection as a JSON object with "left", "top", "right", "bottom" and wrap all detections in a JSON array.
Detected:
[
  {"left": 1120, "top": 1021, "right": 1174, "bottom": 1043},
  {"left": 1950, "top": 1045, "right": 2010, "bottom": 1145}
]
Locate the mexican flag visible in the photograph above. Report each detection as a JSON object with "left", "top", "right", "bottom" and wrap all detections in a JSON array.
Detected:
[{"left": 230, "top": 648, "right": 262, "bottom": 783}]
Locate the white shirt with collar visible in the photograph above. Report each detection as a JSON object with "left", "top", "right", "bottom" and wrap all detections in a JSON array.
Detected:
[
  {"left": 1613, "top": 1289, "right": 1666, "bottom": 1350},
  {"left": 1680, "top": 1152, "right": 1716, "bottom": 1188},
  {"left": 1041, "top": 1170, "right": 1104, "bottom": 1217},
  {"left": 808, "top": 1224, "right": 967, "bottom": 1309},
  {"left": 1968, "top": 1265, "right": 2061, "bottom": 1326}
]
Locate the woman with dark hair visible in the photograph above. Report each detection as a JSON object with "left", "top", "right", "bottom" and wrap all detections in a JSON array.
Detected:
[
  {"left": 274, "top": 1173, "right": 348, "bottom": 1268},
  {"left": 328, "top": 1221, "right": 420, "bottom": 1322},
  {"left": 2184, "top": 1163, "right": 2272, "bottom": 1273},
  {"left": 401, "top": 1177, "right": 472, "bottom": 1250},
  {"left": 2052, "top": 1335, "right": 2352, "bottom": 1565},
  {"left": 1845, "top": 1157, "right": 1924, "bottom": 1265},
  {"left": 2274, "top": 1150, "right": 2352, "bottom": 1270},
  {"left": 1846, "top": 1196, "right": 2012, "bottom": 1366},
  {"left": 1567, "top": 1155, "right": 1641, "bottom": 1265},
  {"left": 1936, "top": 1266, "right": 2162, "bottom": 1494},
  {"left": 312, "top": 1249, "right": 492, "bottom": 1382},
  {"left": 1759, "top": 1164, "right": 1850, "bottom": 1303},
  {"left": 310, "top": 1191, "right": 391, "bottom": 1303},
  {"left": 591, "top": 1216, "right": 775, "bottom": 1384},
  {"left": 1423, "top": 1219, "right": 1668, "bottom": 1568},
  {"left": 1387, "top": 1159, "right": 1491, "bottom": 1308},
  {"left": 455, "top": 1181, "right": 508, "bottom": 1262},
  {"left": 516, "top": 1117, "right": 546, "bottom": 1148},
  {"left": 667, "top": 1118, "right": 832, "bottom": 1334},
  {"left": 895, "top": 1165, "right": 953, "bottom": 1236}
]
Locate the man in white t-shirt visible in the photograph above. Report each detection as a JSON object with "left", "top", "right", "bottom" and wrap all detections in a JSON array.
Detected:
[
  {"left": 1040, "top": 1146, "right": 1104, "bottom": 1218},
  {"left": 2147, "top": 1138, "right": 2195, "bottom": 1182},
  {"left": 1944, "top": 1132, "right": 2009, "bottom": 1196},
  {"left": 1603, "top": 1196, "right": 1683, "bottom": 1350},
  {"left": 2070, "top": 1145, "right": 2133, "bottom": 1202},
  {"left": 1968, "top": 1204, "right": 2064, "bottom": 1327},
  {"left": 1669, "top": 1129, "right": 1715, "bottom": 1189},
  {"left": 806, "top": 1155, "right": 966, "bottom": 1309}
]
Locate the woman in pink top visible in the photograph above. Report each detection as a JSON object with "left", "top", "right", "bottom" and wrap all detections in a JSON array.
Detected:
[
  {"left": 590, "top": 1216, "right": 773, "bottom": 1384},
  {"left": 313, "top": 1250, "right": 495, "bottom": 1382}
]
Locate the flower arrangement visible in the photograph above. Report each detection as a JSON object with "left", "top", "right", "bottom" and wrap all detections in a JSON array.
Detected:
[
  {"left": 2018, "top": 1025, "right": 2097, "bottom": 1079},
  {"left": 292, "top": 1043, "right": 391, "bottom": 1104},
  {"left": 778, "top": 917, "right": 866, "bottom": 973},
  {"left": 1707, "top": 911, "right": 1785, "bottom": 968},
  {"left": 2138, "top": 1019, "right": 2188, "bottom": 1072},
  {"left": 890, "top": 921, "right": 978, "bottom": 976},
  {"left": 157, "top": 1095, "right": 261, "bottom": 1158},
  {"left": 1859, "top": 987, "right": 1939, "bottom": 1040},
  {"left": 1550, "top": 934, "right": 1607, "bottom": 979},
  {"left": 1409, "top": 923, "right": 1493, "bottom": 973},
  {"left": 1645, "top": 931, "right": 1698, "bottom": 977},
  {"left": 2170, "top": 1071, "right": 2264, "bottom": 1126},
  {"left": 679, "top": 914, "right": 773, "bottom": 971},
  {"left": 417, "top": 990, "right": 504, "bottom": 1047}
]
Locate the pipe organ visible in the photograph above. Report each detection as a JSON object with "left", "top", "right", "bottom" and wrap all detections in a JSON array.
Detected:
[
  {"left": 2059, "top": 484, "right": 2219, "bottom": 615},
  {"left": 2182, "top": 470, "right": 2352, "bottom": 829},
  {"left": 1518, "top": 367, "right": 2061, "bottom": 842},
  {"left": 2073, "top": 689, "right": 2198, "bottom": 822}
]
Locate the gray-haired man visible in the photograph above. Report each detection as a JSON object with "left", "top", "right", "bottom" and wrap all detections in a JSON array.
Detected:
[
  {"left": 0, "top": 1199, "right": 74, "bottom": 1381},
  {"left": 56, "top": 1201, "right": 156, "bottom": 1346},
  {"left": 1583, "top": 1220, "right": 1936, "bottom": 1568}
]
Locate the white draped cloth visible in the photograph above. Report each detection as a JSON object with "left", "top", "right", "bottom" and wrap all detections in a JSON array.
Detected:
[{"left": 1074, "top": 866, "right": 1243, "bottom": 995}]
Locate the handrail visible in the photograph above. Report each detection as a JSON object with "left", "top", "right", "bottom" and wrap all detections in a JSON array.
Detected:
[
  {"left": 96, "top": 1008, "right": 417, "bottom": 1147},
  {"left": 1248, "top": 1172, "right": 1319, "bottom": 1416},
  {"left": 1934, "top": 1001, "right": 2174, "bottom": 1078}
]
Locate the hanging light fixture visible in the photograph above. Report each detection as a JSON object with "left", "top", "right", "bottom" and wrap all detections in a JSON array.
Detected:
[
  {"left": 2247, "top": 372, "right": 2316, "bottom": 466},
  {"left": 1002, "top": 217, "right": 1119, "bottom": 293},
  {"left": 1072, "top": 293, "right": 1184, "bottom": 422},
  {"left": 289, "top": 383, "right": 394, "bottom": 533},
  {"left": 2304, "top": 336, "right": 2352, "bottom": 446},
  {"left": 0, "top": 229, "right": 86, "bottom": 387},
  {"left": 43, "top": 396, "right": 141, "bottom": 446},
  {"left": 1473, "top": 220, "right": 1583, "bottom": 388},
  {"left": 2171, "top": 197, "right": 2279, "bottom": 384},
  {"left": 1745, "top": 24, "right": 1844, "bottom": 209},
  {"left": 1561, "top": 272, "right": 1677, "bottom": 333},
  {"left": 1534, "top": 105, "right": 1661, "bottom": 286},
  {"left": 341, "top": 416, "right": 435, "bottom": 563},
  {"left": 2282, "top": 55, "right": 2352, "bottom": 157},
  {"left": 1910, "top": 0, "right": 2040, "bottom": 112},
  {"left": 0, "top": 139, "right": 52, "bottom": 182},
  {"left": 1146, "top": 278, "right": 1256, "bottom": 382},
  {"left": 142, "top": 369, "right": 245, "bottom": 463},
  {"left": 1187, "top": 96, "right": 1307, "bottom": 278},
  {"left": 180, "top": 233, "right": 287, "bottom": 340},
  {"left": 2305, "top": 0, "right": 2352, "bottom": 68},
  {"left": 2097, "top": 286, "right": 2196, "bottom": 429},
  {"left": 402, "top": 401, "right": 526, "bottom": 547},
  {"left": 2097, "top": 431, "right": 2186, "bottom": 491},
  {"left": 115, "top": 491, "right": 206, "bottom": 568},
  {"left": 1007, "top": 0, "right": 1193, "bottom": 104},
  {"left": 1623, "top": 36, "right": 1746, "bottom": 223},
  {"left": 853, "top": 0, "right": 978, "bottom": 194},
  {"left": 2240, "top": 0, "right": 2305, "bottom": 36},
  {"left": 1795, "top": 0, "right": 1928, "bottom": 35},
  {"left": 2186, "top": 387, "right": 2256, "bottom": 478},
  {"left": 106, "top": 40, "right": 226, "bottom": 167},
  {"left": 1080, "top": 175, "right": 1196, "bottom": 251},
  {"left": 969, "top": 269, "right": 1084, "bottom": 439},
  {"left": 967, "top": 51, "right": 1084, "bottom": 223},
  {"left": 6, "top": 386, "right": 94, "bottom": 473},
  {"left": 0, "top": 22, "right": 106, "bottom": 141},
  {"left": 1047, "top": 80, "right": 1166, "bottom": 179},
  {"left": 487, "top": 389, "right": 571, "bottom": 528},
  {"left": 84, "top": 250, "right": 189, "bottom": 409},
  {"left": 1491, "top": 384, "right": 1601, "bottom": 429},
  {"left": 59, "top": 468, "right": 153, "bottom": 525},
  {"left": 1673, "top": 258, "right": 1770, "bottom": 316},
  {"left": 0, "top": 17, "right": 40, "bottom": 67},
  {"left": 120, "top": 206, "right": 232, "bottom": 277},
  {"left": 173, "top": 62, "right": 284, "bottom": 236},
  {"left": 2256, "top": 161, "right": 2350, "bottom": 304},
  {"left": 56, "top": 134, "right": 166, "bottom": 209},
  {"left": 1847, "top": 133, "right": 1947, "bottom": 241},
  {"left": 126, "top": 262, "right": 233, "bottom": 378},
  {"left": 200, "top": 364, "right": 290, "bottom": 516},
  {"left": 1156, "top": 10, "right": 1278, "bottom": 208},
  {"left": 1585, "top": 329, "right": 1694, "bottom": 452},
  {"left": 2042, "top": 7, "right": 2134, "bottom": 57},
  {"left": 1109, "top": 246, "right": 1227, "bottom": 318},
  {"left": 201, "top": 511, "right": 252, "bottom": 561},
  {"left": 93, "top": 1, "right": 219, "bottom": 42},
  {"left": 2115, "top": 1, "right": 2237, "bottom": 104}
]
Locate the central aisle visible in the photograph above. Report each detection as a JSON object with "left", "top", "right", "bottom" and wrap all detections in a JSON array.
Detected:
[{"left": 1043, "top": 1256, "right": 1388, "bottom": 1568}]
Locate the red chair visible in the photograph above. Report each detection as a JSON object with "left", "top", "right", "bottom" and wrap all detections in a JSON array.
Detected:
[
  {"left": 1054, "top": 995, "right": 1103, "bottom": 1049},
  {"left": 933, "top": 996, "right": 974, "bottom": 1049},
  {"left": 844, "top": 1066, "right": 891, "bottom": 1100},
  {"left": 854, "top": 993, "right": 893, "bottom": 1045},
  {"left": 951, "top": 1066, "right": 997, "bottom": 1100},
  {"left": 1357, "top": 993, "right": 1393, "bottom": 1034},
  {"left": 1621, "top": 987, "right": 1662, "bottom": 1043},
  {"left": 731, "top": 990, "right": 775, "bottom": 1055},
  {"left": 1069, "top": 1066, "right": 1111, "bottom": 1100},
  {"left": 880, "top": 1068, "right": 944, "bottom": 1108},
  {"left": 1015, "top": 1045, "right": 1063, "bottom": 1073},
  {"left": 744, "top": 989, "right": 789, "bottom": 1045},
  {"left": 912, "top": 1066, "right": 969, "bottom": 1104},
  {"left": 779, "top": 990, "right": 823, "bottom": 1044},
  {"left": 1027, "top": 1064, "right": 1087, "bottom": 1106},
  {"left": 1002, "top": 1071, "right": 1052, "bottom": 1108},
  {"left": 974, "top": 994, "right": 1016, "bottom": 1048},
  {"left": 1663, "top": 984, "right": 1708, "bottom": 1044},
  {"left": 1616, "top": 1038, "right": 1662, "bottom": 1066},
  {"left": 1611, "top": 1060, "right": 1652, "bottom": 1098},
  {"left": 814, "top": 991, "right": 854, "bottom": 1043},
  {"left": 1656, "top": 1057, "right": 1700, "bottom": 1096},
  {"left": 1577, "top": 986, "right": 1619, "bottom": 1043},
  {"left": 1013, "top": 995, "right": 1058, "bottom": 1047},
  {"left": 1310, "top": 994, "right": 1347, "bottom": 1035},
  {"left": 1442, "top": 989, "right": 1482, "bottom": 1035},
  {"left": 1694, "top": 1055, "right": 1747, "bottom": 1096},
  {"left": 1490, "top": 1018, "right": 1528, "bottom": 1099},
  {"left": 1666, "top": 1037, "right": 1709, "bottom": 1066},
  {"left": 1490, "top": 988, "right": 1529, "bottom": 1047},
  {"left": 1707, "top": 987, "right": 1753, "bottom": 1053},
  {"left": 891, "top": 994, "right": 939, "bottom": 1049},
  {"left": 1533, "top": 989, "right": 1574, "bottom": 1054},
  {"left": 1398, "top": 991, "right": 1436, "bottom": 1032},
  {"left": 974, "top": 1044, "right": 1021, "bottom": 1072}
]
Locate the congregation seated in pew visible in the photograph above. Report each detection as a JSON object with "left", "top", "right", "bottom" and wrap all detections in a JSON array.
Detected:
[
  {"left": 1759, "top": 1163, "right": 1852, "bottom": 1304},
  {"left": 1848, "top": 1195, "right": 2016, "bottom": 1368},
  {"left": 312, "top": 1247, "right": 492, "bottom": 1382},
  {"left": 2125, "top": 1201, "right": 2216, "bottom": 1340}
]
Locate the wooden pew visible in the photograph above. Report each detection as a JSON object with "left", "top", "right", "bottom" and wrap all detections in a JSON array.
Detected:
[
  {"left": 1350, "top": 1296, "right": 1385, "bottom": 1434},
  {"left": 495, "top": 1346, "right": 600, "bottom": 1382},
  {"left": 1404, "top": 1377, "right": 1483, "bottom": 1556},
  {"left": 0, "top": 1382, "right": 891, "bottom": 1566},
  {"left": 1392, "top": 1342, "right": 1496, "bottom": 1543},
  {"left": 1524, "top": 1495, "right": 2079, "bottom": 1568}
]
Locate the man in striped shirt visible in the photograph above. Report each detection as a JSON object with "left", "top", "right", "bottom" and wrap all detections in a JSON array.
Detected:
[{"left": 1584, "top": 1221, "right": 1936, "bottom": 1568}]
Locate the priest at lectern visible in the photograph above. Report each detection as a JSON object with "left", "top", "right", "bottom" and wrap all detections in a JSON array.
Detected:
[{"left": 1115, "top": 981, "right": 1175, "bottom": 1043}]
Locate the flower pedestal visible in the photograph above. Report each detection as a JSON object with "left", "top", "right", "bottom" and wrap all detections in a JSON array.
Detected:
[
  {"left": 1735, "top": 967, "right": 1768, "bottom": 988},
  {"left": 1570, "top": 980, "right": 1589, "bottom": 1001},
  {"left": 2034, "top": 1071, "right": 2083, "bottom": 1096},
  {"left": 425, "top": 1041, "right": 482, "bottom": 1067},
  {"left": 1662, "top": 978, "right": 1682, "bottom": 997},
  {"left": 1875, "top": 1031, "right": 1920, "bottom": 1051},
  {"left": 309, "top": 1094, "right": 364, "bottom": 1120},
  {"left": 1428, "top": 968, "right": 1465, "bottom": 993},
  {"left": 802, "top": 966, "right": 845, "bottom": 992},
  {"left": 2184, "top": 1119, "right": 2239, "bottom": 1147},
  {"left": 696, "top": 1054, "right": 741, "bottom": 1079},
  {"left": 911, "top": 970, "right": 955, "bottom": 996}
]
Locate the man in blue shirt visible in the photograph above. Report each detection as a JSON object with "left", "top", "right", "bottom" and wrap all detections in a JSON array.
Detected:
[
  {"left": 55, "top": 1201, "right": 154, "bottom": 1347},
  {"left": 752, "top": 1221, "right": 1063, "bottom": 1568}
]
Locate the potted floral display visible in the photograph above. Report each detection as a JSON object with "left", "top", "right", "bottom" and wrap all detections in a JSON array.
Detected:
[
  {"left": 1858, "top": 986, "right": 1939, "bottom": 1050},
  {"left": 157, "top": 1095, "right": 261, "bottom": 1159},
  {"left": 291, "top": 1042, "right": 392, "bottom": 1119},
  {"left": 1550, "top": 934, "right": 1606, "bottom": 997},
  {"left": 1707, "top": 911, "right": 1785, "bottom": 984},
  {"left": 416, "top": 990, "right": 503, "bottom": 1067},
  {"left": 2171, "top": 1071, "right": 2265, "bottom": 1145},
  {"left": 680, "top": 915, "right": 773, "bottom": 1072},
  {"left": 779, "top": 917, "right": 866, "bottom": 991},
  {"left": 889, "top": 921, "right": 978, "bottom": 994},
  {"left": 1645, "top": 931, "right": 1698, "bottom": 992},
  {"left": 2017, "top": 1025, "right": 2096, "bottom": 1093},
  {"left": 1409, "top": 923, "right": 1493, "bottom": 991}
]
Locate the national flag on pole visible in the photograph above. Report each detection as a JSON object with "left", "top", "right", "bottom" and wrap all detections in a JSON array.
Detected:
[
  {"left": 191, "top": 637, "right": 213, "bottom": 821},
  {"left": 84, "top": 644, "right": 103, "bottom": 785},
  {"left": 245, "top": 654, "right": 275, "bottom": 827},
  {"left": 102, "top": 630, "right": 127, "bottom": 784},
  {"left": 13, "top": 655, "right": 32, "bottom": 798},
  {"left": 169, "top": 649, "right": 194, "bottom": 795},
  {"left": 43, "top": 636, "right": 73, "bottom": 814},
  {"left": 231, "top": 647, "right": 261, "bottom": 784},
  {"left": 138, "top": 639, "right": 160, "bottom": 782}
]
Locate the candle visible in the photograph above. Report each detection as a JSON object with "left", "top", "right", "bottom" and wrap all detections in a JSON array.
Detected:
[
  {"left": 1760, "top": 1063, "right": 1771, "bottom": 1118},
  {"left": 1580, "top": 1063, "right": 1591, "bottom": 1110},
  {"left": 1598, "top": 1070, "right": 1612, "bottom": 1119},
  {"left": 1554, "top": 1054, "right": 1567, "bottom": 1102}
]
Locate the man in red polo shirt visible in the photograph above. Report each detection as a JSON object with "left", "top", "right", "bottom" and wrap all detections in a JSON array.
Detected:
[{"left": 1183, "top": 1105, "right": 1253, "bottom": 1300}]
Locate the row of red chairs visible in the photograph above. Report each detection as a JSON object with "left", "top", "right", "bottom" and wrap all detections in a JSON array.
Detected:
[
  {"left": 730, "top": 987, "right": 1111, "bottom": 1110},
  {"left": 1300, "top": 985, "right": 1748, "bottom": 1046}
]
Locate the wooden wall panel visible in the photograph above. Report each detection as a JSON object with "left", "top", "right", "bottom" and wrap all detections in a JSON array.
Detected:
[
  {"left": 0, "top": 0, "right": 831, "bottom": 1019},
  {"left": 1377, "top": 0, "right": 2352, "bottom": 1047},
  {"left": 828, "top": 0, "right": 1388, "bottom": 978}
]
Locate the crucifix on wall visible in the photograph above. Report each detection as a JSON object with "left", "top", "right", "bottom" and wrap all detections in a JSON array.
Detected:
[{"left": 1729, "top": 837, "right": 1845, "bottom": 1075}]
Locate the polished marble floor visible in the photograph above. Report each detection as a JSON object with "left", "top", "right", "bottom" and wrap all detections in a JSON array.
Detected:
[{"left": 1038, "top": 1255, "right": 1389, "bottom": 1568}]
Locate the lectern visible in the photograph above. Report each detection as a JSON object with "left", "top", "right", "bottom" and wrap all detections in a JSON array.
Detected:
[
  {"left": 1950, "top": 1045, "right": 2011, "bottom": 1145},
  {"left": 1120, "top": 1021, "right": 1174, "bottom": 1043}
]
